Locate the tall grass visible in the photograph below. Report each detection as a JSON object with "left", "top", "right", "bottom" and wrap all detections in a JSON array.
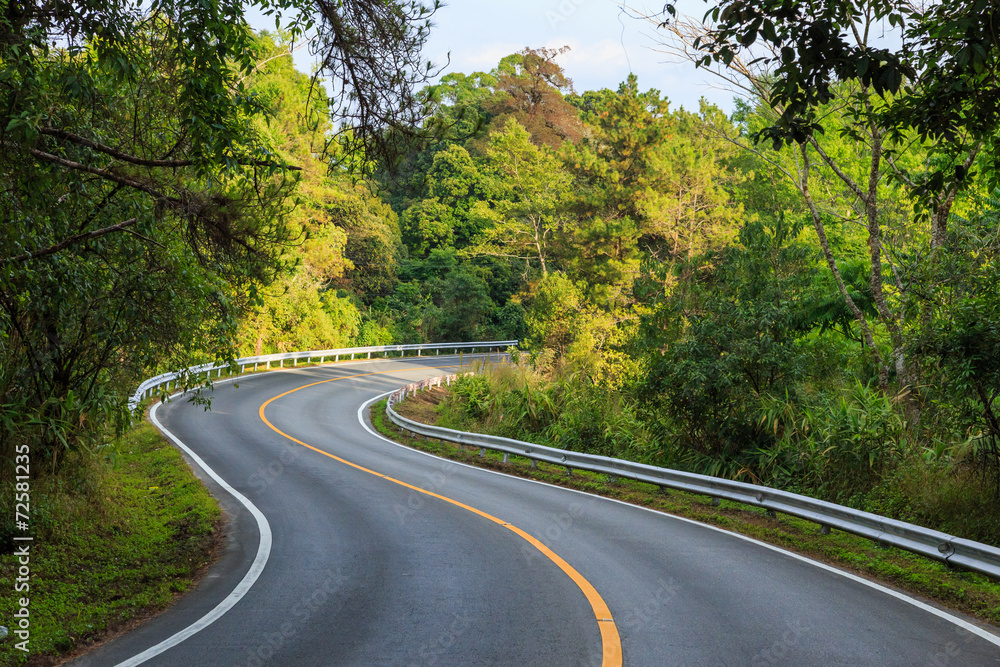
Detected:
[
  {"left": 440, "top": 363, "right": 1000, "bottom": 545},
  {"left": 441, "top": 360, "right": 654, "bottom": 462}
]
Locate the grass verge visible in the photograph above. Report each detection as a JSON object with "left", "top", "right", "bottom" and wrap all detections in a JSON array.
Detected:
[
  {"left": 0, "top": 420, "right": 222, "bottom": 666},
  {"left": 373, "top": 389, "right": 1000, "bottom": 630}
]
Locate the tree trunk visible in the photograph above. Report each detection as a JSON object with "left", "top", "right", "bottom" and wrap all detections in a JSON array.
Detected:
[
  {"left": 863, "top": 126, "right": 908, "bottom": 388},
  {"left": 799, "top": 144, "right": 889, "bottom": 390}
]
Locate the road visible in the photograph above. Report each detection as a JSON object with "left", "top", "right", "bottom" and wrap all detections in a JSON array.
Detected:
[{"left": 72, "top": 357, "right": 1000, "bottom": 666}]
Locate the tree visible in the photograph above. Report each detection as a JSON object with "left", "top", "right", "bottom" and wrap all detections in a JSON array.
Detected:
[
  {"left": 640, "top": 216, "right": 817, "bottom": 472},
  {"left": 236, "top": 34, "right": 362, "bottom": 356},
  {"left": 911, "top": 191, "right": 1000, "bottom": 497},
  {"left": 659, "top": 1, "right": 1000, "bottom": 171},
  {"left": 468, "top": 119, "right": 572, "bottom": 276},
  {"left": 524, "top": 272, "right": 611, "bottom": 373},
  {"left": 563, "top": 76, "right": 741, "bottom": 306},
  {"left": 570, "top": 74, "right": 670, "bottom": 224},
  {"left": 646, "top": 6, "right": 965, "bottom": 391},
  {"left": 426, "top": 268, "right": 496, "bottom": 342},
  {"left": 486, "top": 47, "right": 585, "bottom": 148},
  {"left": 331, "top": 182, "right": 404, "bottom": 302},
  {"left": 399, "top": 145, "right": 492, "bottom": 255},
  {"left": 400, "top": 198, "right": 456, "bottom": 256},
  {"left": 2, "top": 13, "right": 293, "bottom": 463},
  {"left": 312, "top": 0, "right": 445, "bottom": 172},
  {"left": 640, "top": 102, "right": 744, "bottom": 263},
  {"left": 1, "top": 0, "right": 440, "bottom": 463}
]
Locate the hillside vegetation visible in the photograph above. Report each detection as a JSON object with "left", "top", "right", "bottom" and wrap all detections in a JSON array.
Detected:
[{"left": 3, "top": 0, "right": 1000, "bottom": 658}]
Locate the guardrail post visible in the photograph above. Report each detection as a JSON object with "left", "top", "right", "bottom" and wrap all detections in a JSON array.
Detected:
[
  {"left": 711, "top": 497, "right": 721, "bottom": 507},
  {"left": 502, "top": 453, "right": 509, "bottom": 463},
  {"left": 240, "top": 364, "right": 245, "bottom": 373},
  {"left": 335, "top": 354, "right": 339, "bottom": 362},
  {"left": 368, "top": 352, "right": 371, "bottom": 359},
  {"left": 266, "top": 361, "right": 270, "bottom": 369},
  {"left": 531, "top": 459, "right": 537, "bottom": 469},
  {"left": 479, "top": 448, "right": 486, "bottom": 458},
  {"left": 293, "top": 357, "right": 297, "bottom": 366},
  {"left": 820, "top": 525, "right": 831, "bottom": 535}
]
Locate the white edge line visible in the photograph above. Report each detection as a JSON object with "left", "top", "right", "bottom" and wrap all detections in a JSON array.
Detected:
[
  {"left": 114, "top": 356, "right": 481, "bottom": 664},
  {"left": 113, "top": 401, "right": 274, "bottom": 666},
  {"left": 356, "top": 390, "right": 1000, "bottom": 648}
]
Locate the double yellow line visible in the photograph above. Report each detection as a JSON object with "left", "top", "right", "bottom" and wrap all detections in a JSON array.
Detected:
[{"left": 258, "top": 366, "right": 623, "bottom": 666}]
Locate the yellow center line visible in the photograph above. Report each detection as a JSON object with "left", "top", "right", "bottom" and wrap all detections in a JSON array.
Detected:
[{"left": 257, "top": 365, "right": 623, "bottom": 667}]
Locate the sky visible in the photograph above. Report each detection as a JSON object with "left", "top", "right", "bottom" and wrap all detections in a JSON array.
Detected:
[
  {"left": 248, "top": 1, "right": 737, "bottom": 115},
  {"left": 419, "top": 0, "right": 733, "bottom": 112}
]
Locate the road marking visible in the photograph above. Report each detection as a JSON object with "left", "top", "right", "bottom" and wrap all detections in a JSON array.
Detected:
[
  {"left": 116, "top": 402, "right": 274, "bottom": 667},
  {"left": 358, "top": 395, "right": 1000, "bottom": 651},
  {"left": 259, "top": 369, "right": 623, "bottom": 667}
]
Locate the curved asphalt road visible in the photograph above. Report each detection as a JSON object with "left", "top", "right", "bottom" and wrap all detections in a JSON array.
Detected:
[{"left": 71, "top": 357, "right": 1000, "bottom": 666}]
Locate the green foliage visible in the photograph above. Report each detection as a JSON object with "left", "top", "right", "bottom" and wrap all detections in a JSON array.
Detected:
[
  {"left": 1, "top": 15, "right": 299, "bottom": 466},
  {"left": 910, "top": 191, "right": 1000, "bottom": 496},
  {"left": 381, "top": 43, "right": 1000, "bottom": 548},
  {"left": 333, "top": 183, "right": 404, "bottom": 302},
  {"left": 450, "top": 374, "right": 493, "bottom": 420},
  {"left": 523, "top": 272, "right": 614, "bottom": 377},
  {"left": 427, "top": 268, "right": 496, "bottom": 341},
  {"left": 443, "top": 363, "right": 652, "bottom": 462},
  {"left": 234, "top": 35, "right": 371, "bottom": 356},
  {"left": 467, "top": 118, "right": 573, "bottom": 275},
  {"left": 640, "top": 215, "right": 817, "bottom": 466},
  {"left": 0, "top": 423, "right": 219, "bottom": 664},
  {"left": 757, "top": 382, "right": 907, "bottom": 501}
]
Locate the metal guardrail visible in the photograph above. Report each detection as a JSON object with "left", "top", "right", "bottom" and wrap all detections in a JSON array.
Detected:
[
  {"left": 386, "top": 375, "right": 1000, "bottom": 580},
  {"left": 129, "top": 341, "right": 517, "bottom": 411}
]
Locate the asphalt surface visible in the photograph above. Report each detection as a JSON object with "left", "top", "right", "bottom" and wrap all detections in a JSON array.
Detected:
[{"left": 71, "top": 357, "right": 1000, "bottom": 666}]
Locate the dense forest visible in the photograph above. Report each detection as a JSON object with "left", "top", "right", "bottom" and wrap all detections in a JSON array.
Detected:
[{"left": 4, "top": 0, "right": 1000, "bottom": 547}]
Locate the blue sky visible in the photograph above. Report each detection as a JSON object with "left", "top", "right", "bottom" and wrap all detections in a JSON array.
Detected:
[
  {"left": 420, "top": 1, "right": 733, "bottom": 112},
  {"left": 248, "top": 1, "right": 735, "bottom": 114}
]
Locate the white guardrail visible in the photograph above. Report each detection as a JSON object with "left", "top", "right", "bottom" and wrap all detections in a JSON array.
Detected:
[
  {"left": 386, "top": 374, "right": 1000, "bottom": 580},
  {"left": 128, "top": 341, "right": 518, "bottom": 411}
]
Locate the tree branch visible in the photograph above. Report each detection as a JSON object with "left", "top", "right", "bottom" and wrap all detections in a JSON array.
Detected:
[
  {"left": 806, "top": 136, "right": 868, "bottom": 201},
  {"left": 4, "top": 140, "right": 183, "bottom": 203},
  {"left": 37, "top": 129, "right": 301, "bottom": 170},
  {"left": 4, "top": 218, "right": 141, "bottom": 263}
]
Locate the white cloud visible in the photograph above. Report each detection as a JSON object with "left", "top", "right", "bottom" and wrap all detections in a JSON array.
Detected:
[{"left": 444, "top": 42, "right": 528, "bottom": 72}]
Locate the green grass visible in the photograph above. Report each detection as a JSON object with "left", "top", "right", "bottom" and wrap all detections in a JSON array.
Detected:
[
  {"left": 0, "top": 422, "right": 221, "bottom": 666},
  {"left": 373, "top": 397, "right": 1000, "bottom": 628}
]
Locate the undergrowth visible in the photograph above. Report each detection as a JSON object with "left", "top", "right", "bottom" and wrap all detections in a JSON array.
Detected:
[
  {"left": 0, "top": 421, "right": 221, "bottom": 666},
  {"left": 437, "top": 361, "right": 1000, "bottom": 547}
]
